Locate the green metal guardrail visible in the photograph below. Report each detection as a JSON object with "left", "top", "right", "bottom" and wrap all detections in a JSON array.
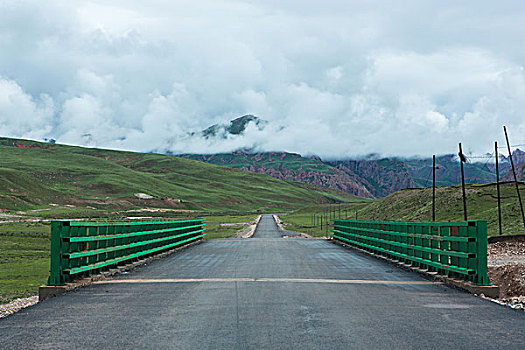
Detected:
[
  {"left": 330, "top": 219, "right": 490, "bottom": 286},
  {"left": 47, "top": 219, "right": 206, "bottom": 285}
]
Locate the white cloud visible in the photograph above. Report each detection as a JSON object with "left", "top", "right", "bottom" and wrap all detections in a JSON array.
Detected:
[
  {"left": 0, "top": 77, "right": 54, "bottom": 139},
  {"left": 1, "top": 1, "right": 525, "bottom": 158}
]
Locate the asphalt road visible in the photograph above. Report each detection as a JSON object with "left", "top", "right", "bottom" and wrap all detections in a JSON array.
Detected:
[{"left": 1, "top": 214, "right": 524, "bottom": 349}]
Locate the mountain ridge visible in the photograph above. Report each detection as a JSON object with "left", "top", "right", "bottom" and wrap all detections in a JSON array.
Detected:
[{"left": 178, "top": 116, "right": 521, "bottom": 198}]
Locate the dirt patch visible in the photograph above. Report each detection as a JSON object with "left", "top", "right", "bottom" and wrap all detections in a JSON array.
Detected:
[
  {"left": 488, "top": 264, "right": 525, "bottom": 298},
  {"left": 489, "top": 240, "right": 525, "bottom": 261},
  {"left": 487, "top": 238, "right": 525, "bottom": 301},
  {"left": 126, "top": 208, "right": 193, "bottom": 213},
  {"left": 219, "top": 222, "right": 251, "bottom": 227},
  {"left": 273, "top": 215, "right": 312, "bottom": 238}
]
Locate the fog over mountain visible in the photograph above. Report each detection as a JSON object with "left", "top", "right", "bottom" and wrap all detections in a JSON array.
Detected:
[{"left": 1, "top": 1, "right": 525, "bottom": 158}]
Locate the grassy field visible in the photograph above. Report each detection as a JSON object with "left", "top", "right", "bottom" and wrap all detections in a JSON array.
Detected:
[
  {"left": 0, "top": 222, "right": 50, "bottom": 304},
  {"left": 282, "top": 182, "right": 525, "bottom": 237}
]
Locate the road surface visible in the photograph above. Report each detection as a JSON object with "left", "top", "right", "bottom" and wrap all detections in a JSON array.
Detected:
[{"left": 1, "top": 215, "right": 524, "bottom": 349}]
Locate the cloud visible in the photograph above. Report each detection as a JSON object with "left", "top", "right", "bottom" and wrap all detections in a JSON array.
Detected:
[
  {"left": 1, "top": 1, "right": 525, "bottom": 158},
  {"left": 0, "top": 77, "right": 54, "bottom": 139}
]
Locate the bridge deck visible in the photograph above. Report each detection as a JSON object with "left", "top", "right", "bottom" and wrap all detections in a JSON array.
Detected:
[{"left": 1, "top": 215, "right": 524, "bottom": 349}]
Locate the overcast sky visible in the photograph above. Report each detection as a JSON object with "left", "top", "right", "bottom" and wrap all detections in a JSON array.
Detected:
[{"left": 1, "top": 1, "right": 525, "bottom": 158}]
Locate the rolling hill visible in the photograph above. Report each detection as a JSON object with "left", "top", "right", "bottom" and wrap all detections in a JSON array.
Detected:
[{"left": 0, "top": 137, "right": 358, "bottom": 215}]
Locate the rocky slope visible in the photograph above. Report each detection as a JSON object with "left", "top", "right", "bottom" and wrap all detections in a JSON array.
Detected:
[
  {"left": 327, "top": 159, "right": 415, "bottom": 198},
  {"left": 183, "top": 152, "right": 374, "bottom": 198}
]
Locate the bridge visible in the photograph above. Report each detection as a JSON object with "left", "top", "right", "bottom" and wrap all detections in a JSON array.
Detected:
[{"left": 1, "top": 215, "right": 524, "bottom": 349}]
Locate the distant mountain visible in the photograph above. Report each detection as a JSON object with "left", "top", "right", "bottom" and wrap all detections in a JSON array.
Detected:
[
  {"left": 200, "top": 115, "right": 267, "bottom": 139},
  {"left": 182, "top": 150, "right": 515, "bottom": 198},
  {"left": 502, "top": 149, "right": 525, "bottom": 181},
  {"left": 181, "top": 151, "right": 374, "bottom": 198},
  {"left": 179, "top": 116, "right": 523, "bottom": 198}
]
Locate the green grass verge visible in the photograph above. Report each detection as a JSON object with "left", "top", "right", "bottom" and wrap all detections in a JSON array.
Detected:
[{"left": 0, "top": 222, "right": 50, "bottom": 304}]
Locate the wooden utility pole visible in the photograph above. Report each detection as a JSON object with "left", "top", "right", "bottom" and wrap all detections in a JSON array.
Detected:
[
  {"left": 504, "top": 126, "right": 525, "bottom": 228},
  {"left": 495, "top": 142, "right": 503, "bottom": 235},
  {"left": 432, "top": 155, "right": 436, "bottom": 221},
  {"left": 459, "top": 143, "right": 468, "bottom": 221}
]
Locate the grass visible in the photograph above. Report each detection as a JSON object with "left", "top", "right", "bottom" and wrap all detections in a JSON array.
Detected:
[
  {"left": 281, "top": 202, "right": 372, "bottom": 237},
  {"left": 0, "top": 222, "right": 50, "bottom": 303},
  {"left": 202, "top": 214, "right": 257, "bottom": 239},
  {"left": 356, "top": 182, "right": 525, "bottom": 236},
  {"left": 281, "top": 182, "right": 525, "bottom": 237}
]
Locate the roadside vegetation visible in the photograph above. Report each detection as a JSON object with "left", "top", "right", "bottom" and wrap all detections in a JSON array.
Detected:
[{"left": 0, "top": 222, "right": 50, "bottom": 304}]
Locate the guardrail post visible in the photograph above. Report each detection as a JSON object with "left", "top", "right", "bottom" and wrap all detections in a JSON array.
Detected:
[
  {"left": 473, "top": 221, "right": 490, "bottom": 285},
  {"left": 47, "top": 221, "right": 67, "bottom": 286}
]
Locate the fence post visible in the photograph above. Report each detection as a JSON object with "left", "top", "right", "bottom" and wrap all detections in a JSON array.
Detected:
[
  {"left": 432, "top": 155, "right": 436, "bottom": 221},
  {"left": 459, "top": 143, "right": 468, "bottom": 220}
]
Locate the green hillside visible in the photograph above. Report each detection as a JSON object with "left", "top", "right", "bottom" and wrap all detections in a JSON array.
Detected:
[
  {"left": 284, "top": 181, "right": 525, "bottom": 237},
  {"left": 357, "top": 182, "right": 525, "bottom": 236},
  {"left": 0, "top": 138, "right": 357, "bottom": 216}
]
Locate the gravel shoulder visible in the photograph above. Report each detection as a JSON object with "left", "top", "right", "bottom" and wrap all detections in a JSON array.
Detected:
[{"left": 0, "top": 297, "right": 38, "bottom": 319}]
